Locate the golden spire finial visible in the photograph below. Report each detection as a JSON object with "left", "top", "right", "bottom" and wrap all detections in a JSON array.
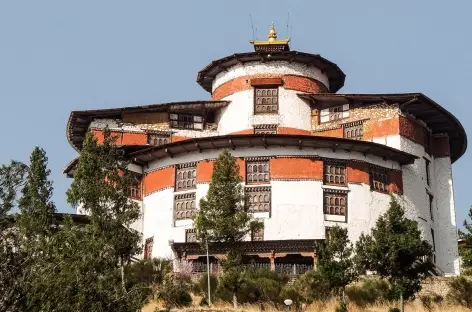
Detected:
[{"left": 268, "top": 23, "right": 277, "bottom": 42}]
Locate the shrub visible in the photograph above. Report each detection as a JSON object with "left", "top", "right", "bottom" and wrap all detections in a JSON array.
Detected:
[
  {"left": 335, "top": 300, "right": 347, "bottom": 312},
  {"left": 420, "top": 293, "right": 443, "bottom": 311},
  {"left": 194, "top": 273, "right": 218, "bottom": 305},
  {"left": 158, "top": 274, "right": 192, "bottom": 308},
  {"left": 281, "top": 270, "right": 330, "bottom": 306},
  {"left": 345, "top": 278, "right": 392, "bottom": 306},
  {"left": 240, "top": 268, "right": 288, "bottom": 304},
  {"left": 447, "top": 276, "right": 472, "bottom": 308},
  {"left": 388, "top": 308, "right": 400, "bottom": 312},
  {"left": 462, "top": 267, "right": 472, "bottom": 276}
]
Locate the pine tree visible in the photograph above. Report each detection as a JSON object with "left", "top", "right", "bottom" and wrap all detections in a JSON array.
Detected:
[
  {"left": 18, "top": 147, "right": 57, "bottom": 238},
  {"left": 319, "top": 226, "right": 358, "bottom": 299},
  {"left": 194, "top": 150, "right": 262, "bottom": 308},
  {"left": 67, "top": 128, "right": 142, "bottom": 290},
  {"left": 355, "top": 196, "right": 433, "bottom": 308},
  {"left": 460, "top": 206, "right": 472, "bottom": 268},
  {"left": 0, "top": 161, "right": 27, "bottom": 311}
]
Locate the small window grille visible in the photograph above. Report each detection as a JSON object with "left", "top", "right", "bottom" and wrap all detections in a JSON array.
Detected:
[
  {"left": 370, "top": 167, "right": 389, "bottom": 192},
  {"left": 169, "top": 113, "right": 203, "bottom": 130},
  {"left": 148, "top": 133, "right": 170, "bottom": 146},
  {"left": 254, "top": 125, "right": 277, "bottom": 134},
  {"left": 246, "top": 186, "right": 271, "bottom": 213},
  {"left": 344, "top": 124, "right": 363, "bottom": 140},
  {"left": 323, "top": 162, "right": 346, "bottom": 186},
  {"left": 320, "top": 104, "right": 349, "bottom": 123},
  {"left": 129, "top": 173, "right": 143, "bottom": 200},
  {"left": 246, "top": 160, "right": 270, "bottom": 184},
  {"left": 185, "top": 229, "right": 197, "bottom": 243},
  {"left": 174, "top": 193, "right": 196, "bottom": 221},
  {"left": 254, "top": 87, "right": 278, "bottom": 114},
  {"left": 175, "top": 163, "right": 196, "bottom": 191},
  {"left": 323, "top": 190, "right": 347, "bottom": 216},
  {"left": 251, "top": 227, "right": 264, "bottom": 241},
  {"left": 144, "top": 237, "right": 153, "bottom": 260}
]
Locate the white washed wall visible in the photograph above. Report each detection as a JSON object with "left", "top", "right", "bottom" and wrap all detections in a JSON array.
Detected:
[{"left": 212, "top": 61, "right": 330, "bottom": 91}]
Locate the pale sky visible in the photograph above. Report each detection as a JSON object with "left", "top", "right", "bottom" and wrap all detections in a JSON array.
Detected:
[{"left": 0, "top": 1, "right": 470, "bottom": 227}]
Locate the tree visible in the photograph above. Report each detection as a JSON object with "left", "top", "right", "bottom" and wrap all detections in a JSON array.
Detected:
[
  {"left": 18, "top": 147, "right": 57, "bottom": 237},
  {"left": 67, "top": 128, "right": 142, "bottom": 290},
  {"left": 460, "top": 205, "right": 472, "bottom": 268},
  {"left": 194, "top": 150, "right": 262, "bottom": 308},
  {"left": 0, "top": 161, "right": 27, "bottom": 311},
  {"left": 319, "top": 226, "right": 358, "bottom": 299},
  {"left": 355, "top": 196, "right": 433, "bottom": 310}
]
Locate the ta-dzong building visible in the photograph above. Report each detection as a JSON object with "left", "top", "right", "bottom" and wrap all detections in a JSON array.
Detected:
[{"left": 65, "top": 24, "right": 467, "bottom": 276}]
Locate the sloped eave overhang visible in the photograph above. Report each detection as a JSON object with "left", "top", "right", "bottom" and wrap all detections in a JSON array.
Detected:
[
  {"left": 129, "top": 134, "right": 418, "bottom": 166},
  {"left": 66, "top": 100, "right": 229, "bottom": 152},
  {"left": 197, "top": 50, "right": 346, "bottom": 93},
  {"left": 298, "top": 93, "right": 467, "bottom": 163}
]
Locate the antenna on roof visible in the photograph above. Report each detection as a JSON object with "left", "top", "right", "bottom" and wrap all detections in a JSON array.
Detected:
[
  {"left": 249, "top": 14, "right": 256, "bottom": 41},
  {"left": 285, "top": 13, "right": 290, "bottom": 38}
]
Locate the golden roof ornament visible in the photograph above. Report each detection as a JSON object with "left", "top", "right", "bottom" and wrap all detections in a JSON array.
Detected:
[{"left": 250, "top": 22, "right": 290, "bottom": 52}]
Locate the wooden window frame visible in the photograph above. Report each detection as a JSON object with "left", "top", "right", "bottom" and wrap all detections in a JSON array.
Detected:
[
  {"left": 343, "top": 123, "right": 363, "bottom": 140},
  {"left": 323, "top": 190, "right": 348, "bottom": 217},
  {"left": 173, "top": 192, "right": 197, "bottom": 221},
  {"left": 254, "top": 125, "right": 278, "bottom": 135},
  {"left": 246, "top": 186, "right": 271, "bottom": 213},
  {"left": 251, "top": 226, "right": 264, "bottom": 241},
  {"left": 169, "top": 113, "right": 203, "bottom": 130},
  {"left": 246, "top": 159, "right": 270, "bottom": 185},
  {"left": 129, "top": 172, "right": 143, "bottom": 200},
  {"left": 323, "top": 161, "right": 347, "bottom": 186},
  {"left": 254, "top": 86, "right": 279, "bottom": 115},
  {"left": 320, "top": 104, "right": 349, "bottom": 123},
  {"left": 175, "top": 163, "right": 197, "bottom": 191},
  {"left": 370, "top": 166, "right": 389, "bottom": 193},
  {"left": 185, "top": 228, "right": 198, "bottom": 243},
  {"left": 147, "top": 133, "right": 171, "bottom": 146},
  {"left": 144, "top": 237, "right": 153, "bottom": 260}
]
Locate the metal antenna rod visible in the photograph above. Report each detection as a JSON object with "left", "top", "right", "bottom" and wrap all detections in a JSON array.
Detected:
[{"left": 249, "top": 14, "right": 256, "bottom": 41}]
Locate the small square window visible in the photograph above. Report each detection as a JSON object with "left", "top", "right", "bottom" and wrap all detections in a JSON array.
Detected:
[
  {"left": 323, "top": 190, "right": 347, "bottom": 216},
  {"left": 185, "top": 229, "right": 197, "bottom": 243},
  {"left": 370, "top": 167, "right": 389, "bottom": 193},
  {"left": 246, "top": 160, "right": 270, "bottom": 184},
  {"left": 323, "top": 162, "right": 346, "bottom": 186},
  {"left": 129, "top": 172, "right": 143, "bottom": 200},
  {"left": 320, "top": 104, "right": 349, "bottom": 123},
  {"left": 344, "top": 124, "right": 363, "bottom": 140},
  {"left": 169, "top": 113, "right": 203, "bottom": 130},
  {"left": 175, "top": 163, "right": 196, "bottom": 191},
  {"left": 148, "top": 133, "right": 170, "bottom": 146},
  {"left": 254, "top": 87, "right": 278, "bottom": 114},
  {"left": 174, "top": 193, "right": 197, "bottom": 221},
  {"left": 246, "top": 186, "right": 271, "bottom": 213},
  {"left": 251, "top": 227, "right": 264, "bottom": 241}
]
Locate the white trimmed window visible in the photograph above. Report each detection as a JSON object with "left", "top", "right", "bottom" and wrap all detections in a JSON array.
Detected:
[
  {"left": 320, "top": 104, "right": 349, "bottom": 123},
  {"left": 169, "top": 113, "right": 203, "bottom": 130}
]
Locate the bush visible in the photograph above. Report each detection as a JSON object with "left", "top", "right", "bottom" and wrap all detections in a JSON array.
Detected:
[
  {"left": 281, "top": 270, "right": 330, "bottom": 306},
  {"left": 345, "top": 278, "right": 392, "bottom": 306},
  {"left": 462, "top": 267, "right": 472, "bottom": 276},
  {"left": 447, "top": 276, "right": 472, "bottom": 308},
  {"left": 335, "top": 300, "right": 347, "bottom": 312},
  {"left": 194, "top": 273, "right": 218, "bottom": 305},
  {"left": 158, "top": 274, "right": 192, "bottom": 308},
  {"left": 420, "top": 293, "right": 443, "bottom": 311},
  {"left": 388, "top": 308, "right": 400, "bottom": 312}
]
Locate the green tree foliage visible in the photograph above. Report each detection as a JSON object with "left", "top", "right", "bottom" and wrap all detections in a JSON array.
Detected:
[
  {"left": 281, "top": 270, "right": 330, "bottom": 306},
  {"left": 158, "top": 274, "right": 192, "bottom": 308},
  {"left": 18, "top": 147, "right": 57, "bottom": 238},
  {"left": 460, "top": 205, "right": 472, "bottom": 268},
  {"left": 355, "top": 196, "right": 434, "bottom": 301},
  {"left": 194, "top": 150, "right": 262, "bottom": 308},
  {"left": 345, "top": 278, "right": 393, "bottom": 307},
  {"left": 319, "top": 226, "right": 357, "bottom": 297},
  {"left": 67, "top": 129, "right": 142, "bottom": 289},
  {"left": 195, "top": 273, "right": 219, "bottom": 305},
  {"left": 0, "top": 161, "right": 27, "bottom": 311},
  {"left": 447, "top": 276, "right": 472, "bottom": 309}
]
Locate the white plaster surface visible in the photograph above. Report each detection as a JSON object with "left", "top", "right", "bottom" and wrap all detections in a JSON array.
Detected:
[
  {"left": 217, "top": 87, "right": 312, "bottom": 135},
  {"left": 212, "top": 61, "right": 330, "bottom": 91}
]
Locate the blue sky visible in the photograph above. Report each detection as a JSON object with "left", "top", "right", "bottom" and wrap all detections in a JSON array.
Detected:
[{"left": 0, "top": 1, "right": 471, "bottom": 226}]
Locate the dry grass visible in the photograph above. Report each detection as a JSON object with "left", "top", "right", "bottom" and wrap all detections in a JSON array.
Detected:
[{"left": 142, "top": 298, "right": 471, "bottom": 312}]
